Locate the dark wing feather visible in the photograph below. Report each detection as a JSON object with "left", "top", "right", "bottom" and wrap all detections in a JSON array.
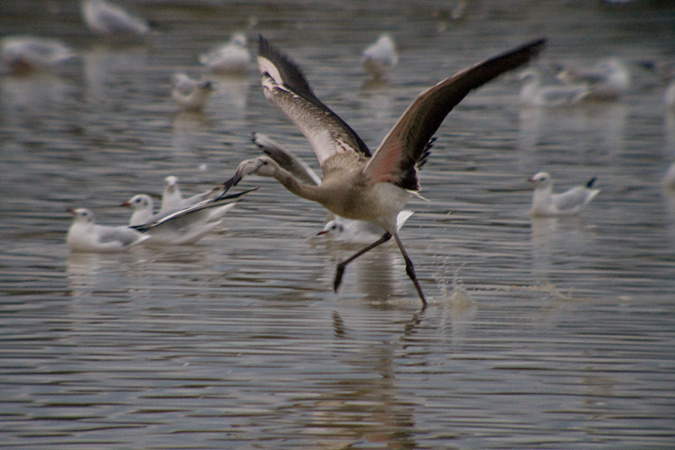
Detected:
[
  {"left": 258, "top": 36, "right": 371, "bottom": 162},
  {"left": 365, "top": 38, "right": 547, "bottom": 191}
]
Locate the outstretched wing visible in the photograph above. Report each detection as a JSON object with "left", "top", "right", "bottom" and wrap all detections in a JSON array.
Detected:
[
  {"left": 135, "top": 188, "right": 256, "bottom": 232},
  {"left": 364, "top": 38, "right": 547, "bottom": 191},
  {"left": 257, "top": 36, "right": 371, "bottom": 167}
]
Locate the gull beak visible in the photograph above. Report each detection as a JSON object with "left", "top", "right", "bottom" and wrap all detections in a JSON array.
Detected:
[
  {"left": 120, "top": 201, "right": 131, "bottom": 207},
  {"left": 316, "top": 230, "right": 328, "bottom": 236},
  {"left": 66, "top": 208, "right": 76, "bottom": 215}
]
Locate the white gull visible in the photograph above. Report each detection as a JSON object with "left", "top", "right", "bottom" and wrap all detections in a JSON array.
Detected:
[
  {"left": 528, "top": 171, "right": 600, "bottom": 217},
  {"left": 1, "top": 35, "right": 76, "bottom": 74},
  {"left": 171, "top": 73, "right": 213, "bottom": 112},
  {"left": 81, "top": 0, "right": 150, "bottom": 37},
  {"left": 556, "top": 58, "right": 630, "bottom": 100},
  {"left": 519, "top": 68, "right": 589, "bottom": 107},
  {"left": 362, "top": 33, "right": 398, "bottom": 81},
  {"left": 66, "top": 207, "right": 150, "bottom": 253},
  {"left": 199, "top": 32, "right": 250, "bottom": 75}
]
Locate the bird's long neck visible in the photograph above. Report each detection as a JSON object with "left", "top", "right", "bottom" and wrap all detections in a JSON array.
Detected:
[{"left": 270, "top": 164, "right": 326, "bottom": 204}]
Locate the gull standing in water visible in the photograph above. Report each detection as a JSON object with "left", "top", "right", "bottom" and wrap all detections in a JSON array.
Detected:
[
  {"left": 252, "top": 132, "right": 415, "bottom": 242},
  {"left": 555, "top": 58, "right": 630, "bottom": 100},
  {"left": 160, "top": 176, "right": 223, "bottom": 215},
  {"left": 199, "top": 32, "right": 250, "bottom": 75},
  {"left": 519, "top": 68, "right": 589, "bottom": 107},
  {"left": 171, "top": 73, "right": 213, "bottom": 112},
  {"left": 222, "top": 36, "right": 546, "bottom": 305},
  {"left": 81, "top": 0, "right": 151, "bottom": 37},
  {"left": 67, "top": 207, "right": 150, "bottom": 252},
  {"left": 528, "top": 172, "right": 600, "bottom": 217},
  {"left": 362, "top": 33, "right": 398, "bottom": 81},
  {"left": 0, "top": 36, "right": 76, "bottom": 75},
  {"left": 122, "top": 188, "right": 254, "bottom": 245}
]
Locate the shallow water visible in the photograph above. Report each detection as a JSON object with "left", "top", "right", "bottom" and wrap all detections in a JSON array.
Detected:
[{"left": 1, "top": 1, "right": 675, "bottom": 448}]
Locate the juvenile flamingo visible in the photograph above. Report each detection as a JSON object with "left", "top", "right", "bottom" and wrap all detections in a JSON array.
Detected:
[{"left": 222, "top": 36, "right": 546, "bottom": 305}]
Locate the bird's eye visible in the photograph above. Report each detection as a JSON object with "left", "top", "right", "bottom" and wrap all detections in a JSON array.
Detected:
[{"left": 331, "top": 224, "right": 338, "bottom": 230}]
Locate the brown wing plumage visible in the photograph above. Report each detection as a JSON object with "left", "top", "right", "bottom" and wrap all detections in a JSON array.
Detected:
[
  {"left": 364, "top": 38, "right": 547, "bottom": 191},
  {"left": 257, "top": 36, "right": 371, "bottom": 164}
]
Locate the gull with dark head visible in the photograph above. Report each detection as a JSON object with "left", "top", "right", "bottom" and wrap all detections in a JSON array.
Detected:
[
  {"left": 223, "top": 36, "right": 546, "bottom": 305},
  {"left": 528, "top": 172, "right": 600, "bottom": 217}
]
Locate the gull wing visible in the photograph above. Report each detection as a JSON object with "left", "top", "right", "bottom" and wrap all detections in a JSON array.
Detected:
[
  {"left": 364, "top": 38, "right": 546, "bottom": 191},
  {"left": 257, "top": 36, "right": 371, "bottom": 167}
]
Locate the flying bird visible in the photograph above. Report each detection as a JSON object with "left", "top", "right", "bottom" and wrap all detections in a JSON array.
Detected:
[
  {"left": 221, "top": 36, "right": 546, "bottom": 305},
  {"left": 252, "top": 132, "right": 414, "bottom": 242}
]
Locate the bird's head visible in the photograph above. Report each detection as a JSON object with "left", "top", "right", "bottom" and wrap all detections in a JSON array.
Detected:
[
  {"left": 121, "top": 194, "right": 153, "bottom": 210},
  {"left": 527, "top": 171, "right": 551, "bottom": 187},
  {"left": 67, "top": 207, "right": 95, "bottom": 224}
]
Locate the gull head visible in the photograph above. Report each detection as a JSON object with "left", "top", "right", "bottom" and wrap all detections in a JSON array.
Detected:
[
  {"left": 164, "top": 176, "right": 179, "bottom": 193},
  {"left": 121, "top": 194, "right": 153, "bottom": 211},
  {"left": 528, "top": 171, "right": 552, "bottom": 187},
  {"left": 67, "top": 207, "right": 95, "bottom": 224},
  {"left": 317, "top": 220, "right": 345, "bottom": 236}
]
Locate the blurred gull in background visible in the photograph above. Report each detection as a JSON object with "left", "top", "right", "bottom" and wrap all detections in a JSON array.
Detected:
[
  {"left": 160, "top": 175, "right": 222, "bottom": 214},
  {"left": 519, "top": 68, "right": 589, "bottom": 107},
  {"left": 122, "top": 187, "right": 254, "bottom": 245},
  {"left": 362, "top": 33, "right": 398, "bottom": 81},
  {"left": 171, "top": 73, "right": 213, "bottom": 112},
  {"left": 81, "top": 0, "right": 151, "bottom": 37},
  {"left": 528, "top": 171, "right": 600, "bottom": 217},
  {"left": 0, "top": 35, "right": 76, "bottom": 75},
  {"left": 199, "top": 32, "right": 250, "bottom": 75},
  {"left": 555, "top": 57, "right": 630, "bottom": 100},
  {"left": 66, "top": 207, "right": 150, "bottom": 253}
]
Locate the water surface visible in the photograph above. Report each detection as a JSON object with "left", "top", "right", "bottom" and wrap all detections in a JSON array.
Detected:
[{"left": 1, "top": 1, "right": 674, "bottom": 448}]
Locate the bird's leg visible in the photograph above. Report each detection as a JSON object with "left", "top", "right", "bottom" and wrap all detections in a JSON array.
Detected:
[
  {"left": 333, "top": 232, "right": 392, "bottom": 292},
  {"left": 393, "top": 232, "right": 427, "bottom": 306}
]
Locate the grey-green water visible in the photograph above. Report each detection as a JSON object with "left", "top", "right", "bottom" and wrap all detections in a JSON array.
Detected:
[{"left": 1, "top": 1, "right": 674, "bottom": 448}]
